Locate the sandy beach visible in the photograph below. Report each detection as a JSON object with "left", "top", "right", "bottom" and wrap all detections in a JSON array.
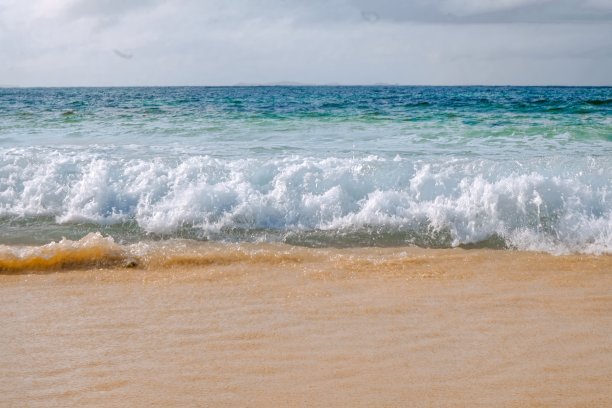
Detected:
[{"left": 1, "top": 245, "right": 610, "bottom": 407}]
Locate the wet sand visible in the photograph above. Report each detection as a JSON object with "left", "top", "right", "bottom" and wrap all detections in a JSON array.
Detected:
[{"left": 1, "top": 245, "right": 611, "bottom": 407}]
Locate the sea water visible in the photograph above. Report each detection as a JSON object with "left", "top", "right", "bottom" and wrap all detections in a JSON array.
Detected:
[{"left": 0, "top": 86, "right": 610, "bottom": 254}]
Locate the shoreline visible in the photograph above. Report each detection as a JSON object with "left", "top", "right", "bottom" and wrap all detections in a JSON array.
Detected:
[
  {"left": 1, "top": 247, "right": 611, "bottom": 406},
  {"left": 1, "top": 234, "right": 610, "bottom": 275}
]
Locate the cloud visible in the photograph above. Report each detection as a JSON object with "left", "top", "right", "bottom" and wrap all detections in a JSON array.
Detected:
[
  {"left": 0, "top": 0, "right": 610, "bottom": 86},
  {"left": 63, "top": 0, "right": 165, "bottom": 19},
  {"left": 41, "top": 0, "right": 612, "bottom": 28},
  {"left": 347, "top": 0, "right": 612, "bottom": 23}
]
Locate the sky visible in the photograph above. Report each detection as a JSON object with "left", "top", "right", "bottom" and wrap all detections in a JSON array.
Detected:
[{"left": 0, "top": 0, "right": 611, "bottom": 86}]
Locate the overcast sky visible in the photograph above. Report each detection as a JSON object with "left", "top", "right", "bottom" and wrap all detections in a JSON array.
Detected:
[{"left": 1, "top": 0, "right": 611, "bottom": 86}]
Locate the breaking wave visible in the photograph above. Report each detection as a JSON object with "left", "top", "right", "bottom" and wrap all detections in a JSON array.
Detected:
[
  {"left": 0, "top": 233, "right": 308, "bottom": 273},
  {"left": 0, "top": 233, "right": 127, "bottom": 272},
  {"left": 0, "top": 150, "right": 610, "bottom": 254}
]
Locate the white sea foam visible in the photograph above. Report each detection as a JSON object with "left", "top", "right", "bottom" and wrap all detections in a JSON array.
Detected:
[{"left": 1, "top": 148, "right": 610, "bottom": 254}]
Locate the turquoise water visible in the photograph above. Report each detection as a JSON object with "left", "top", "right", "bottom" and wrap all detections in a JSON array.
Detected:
[{"left": 0, "top": 86, "right": 610, "bottom": 253}]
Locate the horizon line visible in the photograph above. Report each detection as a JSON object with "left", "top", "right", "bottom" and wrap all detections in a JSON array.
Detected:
[{"left": 1, "top": 83, "right": 611, "bottom": 89}]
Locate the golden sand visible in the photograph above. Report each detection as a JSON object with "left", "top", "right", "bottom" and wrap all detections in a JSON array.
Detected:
[{"left": 1, "top": 243, "right": 611, "bottom": 406}]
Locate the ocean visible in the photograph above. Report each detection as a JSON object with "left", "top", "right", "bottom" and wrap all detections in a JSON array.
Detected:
[
  {"left": 2, "top": 87, "right": 612, "bottom": 406},
  {"left": 0, "top": 86, "right": 610, "bottom": 260}
]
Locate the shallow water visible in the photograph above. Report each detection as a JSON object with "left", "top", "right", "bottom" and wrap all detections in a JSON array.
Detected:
[{"left": 1, "top": 86, "right": 611, "bottom": 253}]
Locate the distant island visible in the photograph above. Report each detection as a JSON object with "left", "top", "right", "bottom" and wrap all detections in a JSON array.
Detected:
[{"left": 233, "top": 81, "right": 400, "bottom": 87}]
